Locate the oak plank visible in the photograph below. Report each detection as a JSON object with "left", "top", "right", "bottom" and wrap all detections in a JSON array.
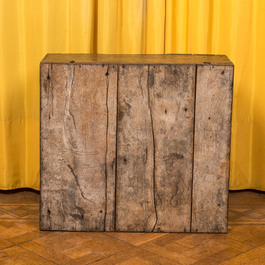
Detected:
[
  {"left": 116, "top": 65, "right": 156, "bottom": 232},
  {"left": 191, "top": 65, "right": 234, "bottom": 233},
  {"left": 105, "top": 65, "right": 118, "bottom": 231},
  {"left": 40, "top": 64, "right": 117, "bottom": 231},
  {"left": 149, "top": 65, "right": 196, "bottom": 232}
]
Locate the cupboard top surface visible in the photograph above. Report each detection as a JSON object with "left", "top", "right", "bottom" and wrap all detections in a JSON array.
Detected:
[{"left": 41, "top": 54, "right": 233, "bottom": 66}]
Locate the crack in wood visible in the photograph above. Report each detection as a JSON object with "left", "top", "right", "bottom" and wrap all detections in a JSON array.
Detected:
[
  {"left": 64, "top": 65, "right": 95, "bottom": 205},
  {"left": 48, "top": 65, "right": 54, "bottom": 119},
  {"left": 147, "top": 65, "right": 158, "bottom": 232},
  {"left": 67, "top": 164, "right": 95, "bottom": 204},
  {"left": 63, "top": 65, "right": 77, "bottom": 150},
  {"left": 68, "top": 66, "right": 77, "bottom": 130}
]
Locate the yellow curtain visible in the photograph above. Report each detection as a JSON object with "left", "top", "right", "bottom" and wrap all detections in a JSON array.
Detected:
[{"left": 0, "top": 0, "right": 265, "bottom": 191}]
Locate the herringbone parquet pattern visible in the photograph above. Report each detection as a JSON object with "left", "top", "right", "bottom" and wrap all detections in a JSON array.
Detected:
[{"left": 0, "top": 190, "right": 265, "bottom": 264}]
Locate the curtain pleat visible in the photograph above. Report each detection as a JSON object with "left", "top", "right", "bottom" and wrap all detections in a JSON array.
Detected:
[{"left": 0, "top": 0, "right": 265, "bottom": 190}]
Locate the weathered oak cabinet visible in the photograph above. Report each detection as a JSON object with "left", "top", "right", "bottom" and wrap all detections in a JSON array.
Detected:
[{"left": 40, "top": 54, "right": 234, "bottom": 233}]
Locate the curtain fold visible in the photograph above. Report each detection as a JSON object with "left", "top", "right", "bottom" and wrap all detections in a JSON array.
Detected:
[{"left": 0, "top": 0, "right": 265, "bottom": 190}]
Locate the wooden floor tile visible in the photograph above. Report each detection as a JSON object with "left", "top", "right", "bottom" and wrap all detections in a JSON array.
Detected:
[
  {"left": 61, "top": 244, "right": 93, "bottom": 259},
  {"left": 105, "top": 232, "right": 168, "bottom": 246},
  {"left": 167, "top": 233, "right": 215, "bottom": 249},
  {"left": 255, "top": 205, "right": 265, "bottom": 214},
  {"left": 183, "top": 240, "right": 231, "bottom": 260},
  {"left": 0, "top": 189, "right": 265, "bottom": 265},
  {"left": 229, "top": 191, "right": 265, "bottom": 207},
  {"left": 182, "top": 238, "right": 249, "bottom": 264},
  {"left": 0, "top": 245, "right": 55, "bottom": 265},
  {"left": 0, "top": 205, "right": 39, "bottom": 220},
  {"left": 220, "top": 244, "right": 265, "bottom": 264},
  {"left": 0, "top": 222, "right": 35, "bottom": 239},
  {"left": 92, "top": 247, "right": 179, "bottom": 265},
  {"left": 20, "top": 240, "right": 101, "bottom": 264},
  {"left": 0, "top": 238, "right": 14, "bottom": 250},
  {"left": 20, "top": 232, "right": 132, "bottom": 265},
  {"left": 0, "top": 219, "right": 46, "bottom": 244},
  {"left": 229, "top": 207, "right": 251, "bottom": 213},
  {"left": 244, "top": 210, "right": 265, "bottom": 219},
  {"left": 138, "top": 235, "right": 197, "bottom": 264},
  {"left": 192, "top": 248, "right": 246, "bottom": 265},
  {"left": 11, "top": 230, "right": 49, "bottom": 245},
  {"left": 228, "top": 209, "right": 241, "bottom": 220},
  {"left": 209, "top": 235, "right": 252, "bottom": 252},
  {"left": 137, "top": 232, "right": 253, "bottom": 264},
  {"left": 0, "top": 213, "right": 17, "bottom": 219},
  {"left": 0, "top": 191, "right": 39, "bottom": 205},
  {"left": 226, "top": 225, "right": 265, "bottom": 247},
  {"left": 228, "top": 204, "right": 265, "bottom": 225}
]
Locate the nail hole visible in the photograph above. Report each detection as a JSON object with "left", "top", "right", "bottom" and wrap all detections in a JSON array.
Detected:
[
  {"left": 70, "top": 60, "right": 75, "bottom": 63},
  {"left": 221, "top": 70, "right": 225, "bottom": 75},
  {"left": 165, "top": 109, "right": 167, "bottom": 114},
  {"left": 184, "top": 108, "right": 188, "bottom": 112}
]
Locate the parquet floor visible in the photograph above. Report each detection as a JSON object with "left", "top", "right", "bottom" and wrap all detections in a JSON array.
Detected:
[{"left": 0, "top": 190, "right": 265, "bottom": 264}]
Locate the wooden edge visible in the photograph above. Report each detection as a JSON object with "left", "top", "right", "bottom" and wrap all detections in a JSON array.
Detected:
[{"left": 40, "top": 54, "right": 234, "bottom": 66}]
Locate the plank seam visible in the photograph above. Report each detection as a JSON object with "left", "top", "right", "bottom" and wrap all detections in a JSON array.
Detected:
[
  {"left": 114, "top": 66, "right": 119, "bottom": 232},
  {"left": 147, "top": 65, "right": 158, "bottom": 232},
  {"left": 190, "top": 64, "right": 198, "bottom": 232},
  {"left": 104, "top": 65, "right": 110, "bottom": 231}
]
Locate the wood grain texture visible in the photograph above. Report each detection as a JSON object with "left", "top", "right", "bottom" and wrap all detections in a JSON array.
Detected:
[
  {"left": 191, "top": 65, "right": 234, "bottom": 233},
  {"left": 149, "top": 65, "right": 196, "bottom": 232},
  {"left": 40, "top": 64, "right": 117, "bottom": 231},
  {"left": 116, "top": 65, "right": 156, "bottom": 232},
  {"left": 40, "top": 57, "right": 233, "bottom": 233}
]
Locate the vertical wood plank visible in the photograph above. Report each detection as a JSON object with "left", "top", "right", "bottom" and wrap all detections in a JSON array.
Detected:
[
  {"left": 40, "top": 64, "right": 117, "bottom": 231},
  {"left": 149, "top": 65, "right": 196, "bottom": 232},
  {"left": 192, "top": 65, "right": 233, "bottom": 233},
  {"left": 116, "top": 65, "right": 156, "bottom": 232}
]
